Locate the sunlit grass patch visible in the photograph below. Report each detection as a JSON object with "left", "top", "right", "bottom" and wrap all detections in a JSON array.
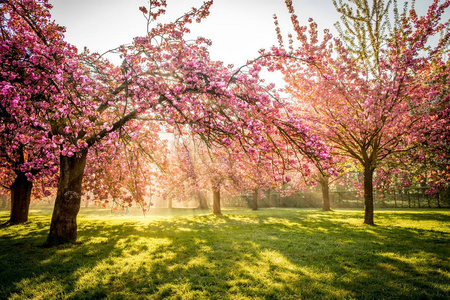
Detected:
[{"left": 0, "top": 208, "right": 449, "bottom": 299}]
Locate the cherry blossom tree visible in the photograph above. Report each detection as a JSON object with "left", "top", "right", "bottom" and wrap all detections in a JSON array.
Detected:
[
  {"left": 2, "top": 0, "right": 333, "bottom": 245},
  {"left": 275, "top": 0, "right": 449, "bottom": 224},
  {"left": 409, "top": 59, "right": 450, "bottom": 197},
  {"left": 1, "top": 0, "right": 61, "bottom": 224},
  {"left": 160, "top": 134, "right": 302, "bottom": 212},
  {"left": 135, "top": 133, "right": 204, "bottom": 210},
  {"left": 235, "top": 153, "right": 281, "bottom": 211},
  {"left": 158, "top": 136, "right": 244, "bottom": 215}
]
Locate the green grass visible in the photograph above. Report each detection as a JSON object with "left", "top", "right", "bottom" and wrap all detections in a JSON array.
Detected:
[{"left": 0, "top": 208, "right": 449, "bottom": 299}]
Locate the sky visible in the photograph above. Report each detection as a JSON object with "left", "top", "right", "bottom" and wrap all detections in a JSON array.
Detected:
[
  {"left": 48, "top": 0, "right": 445, "bottom": 85},
  {"left": 48, "top": 0, "right": 340, "bottom": 67}
]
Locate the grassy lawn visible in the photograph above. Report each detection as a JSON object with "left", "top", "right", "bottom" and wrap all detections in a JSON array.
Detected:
[{"left": 0, "top": 208, "right": 449, "bottom": 299}]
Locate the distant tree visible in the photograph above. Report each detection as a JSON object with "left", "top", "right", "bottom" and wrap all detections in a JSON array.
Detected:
[
  {"left": 151, "top": 136, "right": 207, "bottom": 210},
  {"left": 169, "top": 138, "right": 243, "bottom": 215}
]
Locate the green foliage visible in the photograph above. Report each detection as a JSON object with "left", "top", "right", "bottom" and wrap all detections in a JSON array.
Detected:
[
  {"left": 0, "top": 208, "right": 449, "bottom": 299},
  {"left": 332, "top": 0, "right": 399, "bottom": 76}
]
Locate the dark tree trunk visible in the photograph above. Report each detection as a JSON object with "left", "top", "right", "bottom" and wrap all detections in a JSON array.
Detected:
[
  {"left": 319, "top": 175, "right": 331, "bottom": 211},
  {"left": 252, "top": 187, "right": 258, "bottom": 210},
  {"left": 212, "top": 187, "right": 221, "bottom": 215},
  {"left": 8, "top": 171, "right": 33, "bottom": 224},
  {"left": 45, "top": 150, "right": 87, "bottom": 246},
  {"left": 196, "top": 191, "right": 209, "bottom": 210},
  {"left": 363, "top": 165, "right": 375, "bottom": 225}
]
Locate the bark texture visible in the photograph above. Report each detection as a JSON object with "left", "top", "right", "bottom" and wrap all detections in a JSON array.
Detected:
[
  {"left": 363, "top": 165, "right": 375, "bottom": 225},
  {"left": 45, "top": 150, "right": 87, "bottom": 246},
  {"left": 319, "top": 175, "right": 331, "bottom": 211}
]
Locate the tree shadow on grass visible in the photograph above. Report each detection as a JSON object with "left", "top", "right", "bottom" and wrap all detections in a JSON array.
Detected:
[{"left": 0, "top": 210, "right": 449, "bottom": 299}]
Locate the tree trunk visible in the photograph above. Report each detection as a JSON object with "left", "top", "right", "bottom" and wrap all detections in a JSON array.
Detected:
[
  {"left": 252, "top": 187, "right": 258, "bottom": 210},
  {"left": 45, "top": 151, "right": 87, "bottom": 246},
  {"left": 167, "top": 196, "right": 173, "bottom": 209},
  {"left": 8, "top": 171, "right": 33, "bottom": 224},
  {"left": 319, "top": 175, "right": 331, "bottom": 211},
  {"left": 196, "top": 191, "right": 209, "bottom": 210},
  {"left": 363, "top": 165, "right": 375, "bottom": 225},
  {"left": 212, "top": 187, "right": 221, "bottom": 215}
]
